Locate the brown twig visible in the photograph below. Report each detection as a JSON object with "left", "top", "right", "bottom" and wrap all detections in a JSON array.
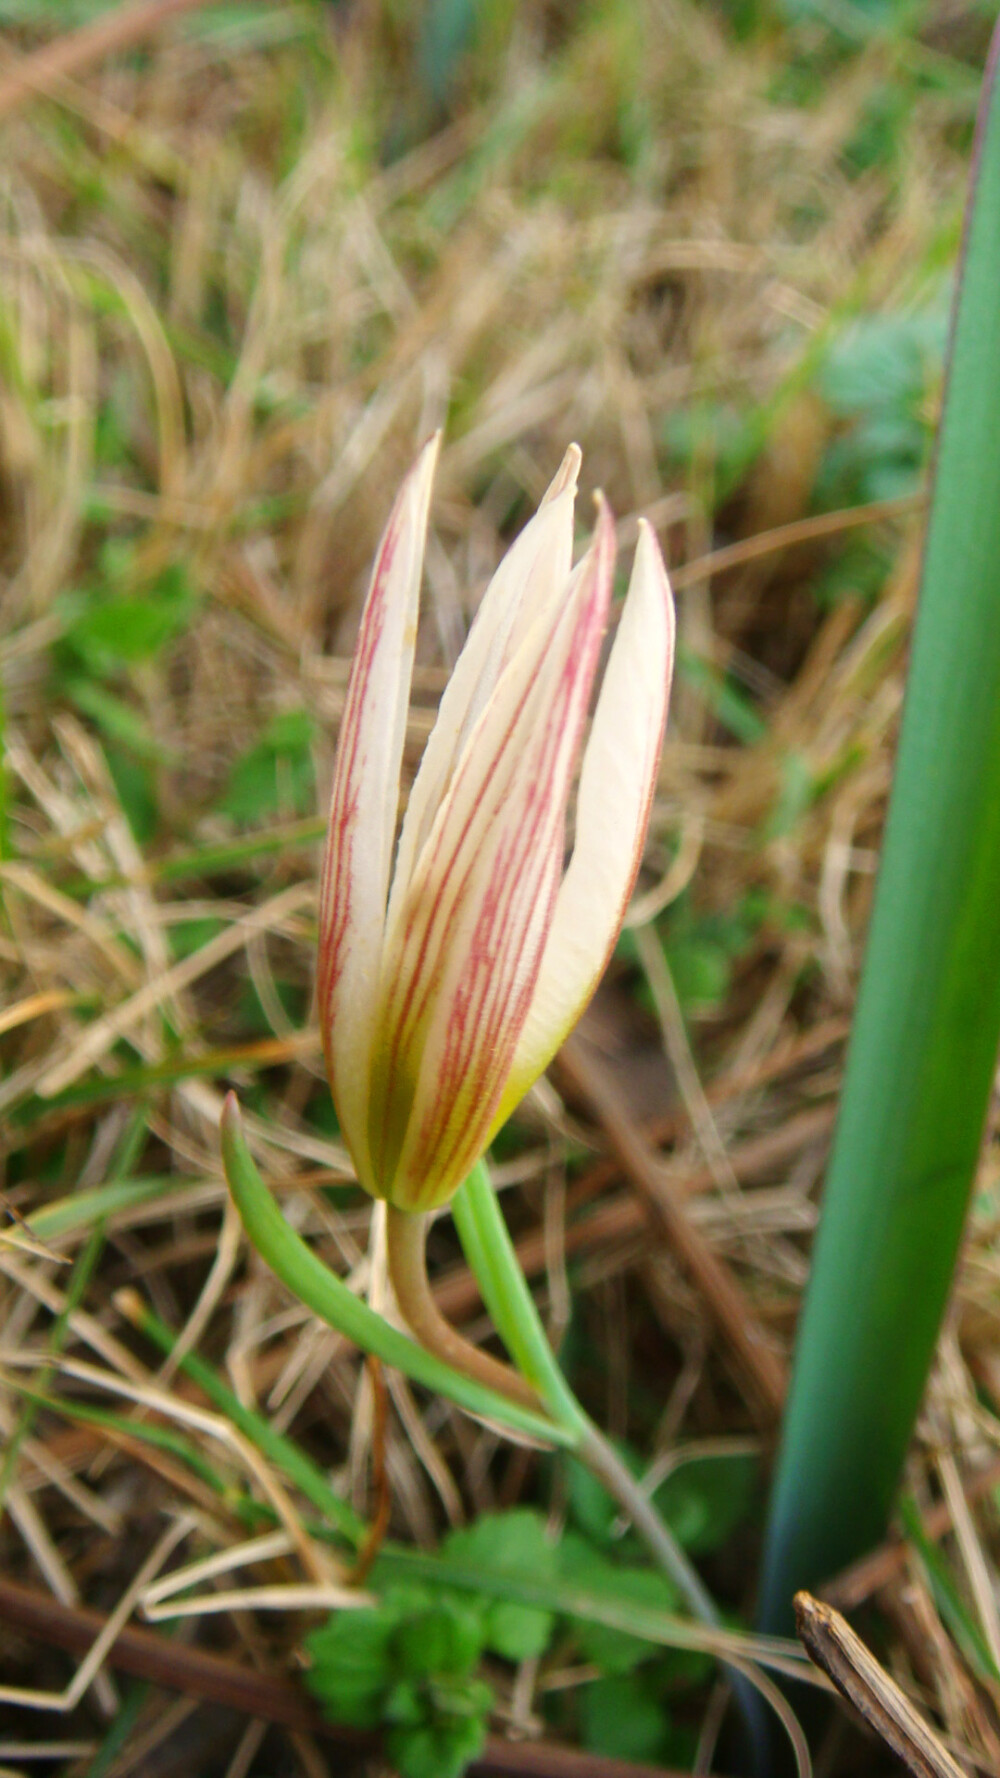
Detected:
[
  {"left": 794, "top": 1591, "right": 967, "bottom": 1778},
  {"left": 671, "top": 492, "right": 925, "bottom": 589},
  {"left": 555, "top": 1036, "right": 789, "bottom": 1420},
  {"left": 0, "top": 1575, "right": 693, "bottom": 1778},
  {"left": 347, "top": 1356, "right": 392, "bottom": 1587},
  {"left": 0, "top": 0, "right": 210, "bottom": 120}
]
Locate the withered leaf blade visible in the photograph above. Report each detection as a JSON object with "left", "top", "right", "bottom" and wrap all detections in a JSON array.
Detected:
[{"left": 794, "top": 1591, "right": 967, "bottom": 1778}]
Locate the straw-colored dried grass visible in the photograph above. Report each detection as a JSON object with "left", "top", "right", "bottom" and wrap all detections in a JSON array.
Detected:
[{"left": 1, "top": 3, "right": 998, "bottom": 1771}]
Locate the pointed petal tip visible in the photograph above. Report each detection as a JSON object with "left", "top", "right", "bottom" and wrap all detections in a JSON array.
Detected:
[
  {"left": 590, "top": 490, "right": 618, "bottom": 569},
  {"left": 408, "top": 429, "right": 443, "bottom": 499},
  {"left": 559, "top": 441, "right": 583, "bottom": 488},
  {"left": 634, "top": 514, "right": 666, "bottom": 569},
  {"left": 542, "top": 441, "right": 583, "bottom": 505},
  {"left": 632, "top": 519, "right": 677, "bottom": 631}
]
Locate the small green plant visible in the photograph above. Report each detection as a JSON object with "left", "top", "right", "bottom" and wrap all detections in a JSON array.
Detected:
[
  {"left": 306, "top": 1586, "right": 494, "bottom": 1778},
  {"left": 305, "top": 1479, "right": 757, "bottom": 1776},
  {"left": 814, "top": 307, "right": 947, "bottom": 510}
]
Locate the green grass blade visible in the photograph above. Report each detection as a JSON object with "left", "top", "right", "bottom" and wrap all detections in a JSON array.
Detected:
[
  {"left": 760, "top": 22, "right": 1000, "bottom": 1631},
  {"left": 118, "top": 1293, "right": 365, "bottom": 1541},
  {"left": 898, "top": 1499, "right": 1000, "bottom": 1682},
  {"left": 28, "top": 1175, "right": 197, "bottom": 1241}
]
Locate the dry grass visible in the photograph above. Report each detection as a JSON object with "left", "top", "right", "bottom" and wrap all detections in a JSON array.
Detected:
[{"left": 1, "top": 3, "right": 999, "bottom": 1774}]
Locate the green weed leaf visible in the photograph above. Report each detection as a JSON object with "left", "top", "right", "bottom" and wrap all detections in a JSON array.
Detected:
[
  {"left": 305, "top": 1583, "right": 494, "bottom": 1774},
  {"left": 557, "top": 1532, "right": 682, "bottom": 1675},
  {"left": 63, "top": 563, "right": 197, "bottom": 675},
  {"left": 220, "top": 710, "right": 316, "bottom": 822},
  {"left": 578, "top": 1672, "right": 672, "bottom": 1762},
  {"left": 386, "top": 1714, "right": 488, "bottom": 1778},
  {"left": 442, "top": 1510, "right": 556, "bottom": 1660}
]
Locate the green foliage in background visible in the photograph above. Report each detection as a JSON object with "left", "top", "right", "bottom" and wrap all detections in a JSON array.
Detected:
[
  {"left": 52, "top": 550, "right": 199, "bottom": 842},
  {"left": 305, "top": 1452, "right": 757, "bottom": 1777},
  {"left": 220, "top": 709, "right": 316, "bottom": 824},
  {"left": 814, "top": 307, "right": 947, "bottom": 509}
]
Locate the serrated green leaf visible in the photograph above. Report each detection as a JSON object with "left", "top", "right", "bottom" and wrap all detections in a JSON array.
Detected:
[
  {"left": 483, "top": 1598, "right": 553, "bottom": 1662},
  {"left": 303, "top": 1606, "right": 399, "bottom": 1726},
  {"left": 443, "top": 1508, "right": 554, "bottom": 1573},
  {"left": 557, "top": 1533, "right": 681, "bottom": 1676},
  {"left": 442, "top": 1509, "right": 557, "bottom": 1660},
  {"left": 383, "top": 1677, "right": 426, "bottom": 1727}
]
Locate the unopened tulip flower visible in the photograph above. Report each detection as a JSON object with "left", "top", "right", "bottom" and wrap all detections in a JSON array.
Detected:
[{"left": 318, "top": 435, "right": 675, "bottom": 1212}]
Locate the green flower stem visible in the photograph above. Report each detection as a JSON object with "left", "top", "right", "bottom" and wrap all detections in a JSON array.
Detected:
[
  {"left": 451, "top": 1163, "right": 713, "bottom": 1602},
  {"left": 223, "top": 1098, "right": 769, "bottom": 1757},
  {"left": 219, "top": 1095, "right": 568, "bottom": 1447},
  {"left": 451, "top": 1160, "right": 773, "bottom": 1761},
  {"left": 451, "top": 1162, "right": 586, "bottom": 1432}
]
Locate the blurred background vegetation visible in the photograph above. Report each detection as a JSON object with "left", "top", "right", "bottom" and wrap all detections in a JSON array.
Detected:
[{"left": 2, "top": 2, "right": 1000, "bottom": 1775}]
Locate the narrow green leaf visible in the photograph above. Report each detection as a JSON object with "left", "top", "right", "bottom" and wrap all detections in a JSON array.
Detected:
[
  {"left": 760, "top": 23, "right": 1000, "bottom": 1629},
  {"left": 451, "top": 1163, "right": 584, "bottom": 1433},
  {"left": 123, "top": 1294, "right": 365, "bottom": 1542},
  {"left": 899, "top": 1499, "right": 1000, "bottom": 1683}
]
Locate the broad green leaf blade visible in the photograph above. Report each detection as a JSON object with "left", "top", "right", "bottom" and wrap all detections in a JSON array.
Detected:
[{"left": 760, "top": 22, "right": 1000, "bottom": 1631}]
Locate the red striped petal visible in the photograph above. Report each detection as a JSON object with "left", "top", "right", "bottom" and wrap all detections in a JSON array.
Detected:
[
  {"left": 316, "top": 435, "right": 439, "bottom": 1192},
  {"left": 371, "top": 499, "right": 616, "bottom": 1209},
  {"left": 489, "top": 518, "right": 676, "bottom": 1138},
  {"left": 385, "top": 448, "right": 579, "bottom": 948}
]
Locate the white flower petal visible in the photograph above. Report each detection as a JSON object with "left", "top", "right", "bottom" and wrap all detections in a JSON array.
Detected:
[
  {"left": 384, "top": 448, "right": 580, "bottom": 945},
  {"left": 370, "top": 500, "right": 616, "bottom": 1208},
  {"left": 488, "top": 519, "right": 676, "bottom": 1136},
  {"left": 316, "top": 434, "right": 439, "bottom": 1190}
]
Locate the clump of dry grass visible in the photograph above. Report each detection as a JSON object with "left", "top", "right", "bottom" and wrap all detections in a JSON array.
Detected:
[{"left": 1, "top": 3, "right": 998, "bottom": 1773}]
